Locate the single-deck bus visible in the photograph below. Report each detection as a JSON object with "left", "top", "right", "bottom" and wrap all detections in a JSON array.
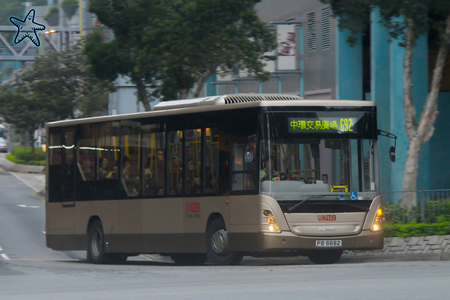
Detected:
[{"left": 46, "top": 94, "right": 384, "bottom": 265}]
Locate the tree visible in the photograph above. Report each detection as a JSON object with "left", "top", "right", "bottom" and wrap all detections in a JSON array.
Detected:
[
  {"left": 151, "top": 0, "right": 276, "bottom": 100},
  {"left": 84, "top": 0, "right": 165, "bottom": 111},
  {"left": 0, "top": 85, "right": 51, "bottom": 152},
  {"left": 0, "top": 43, "right": 113, "bottom": 148},
  {"left": 17, "top": 42, "right": 113, "bottom": 119},
  {"left": 321, "top": 0, "right": 450, "bottom": 210},
  {"left": 85, "top": 0, "right": 276, "bottom": 108}
]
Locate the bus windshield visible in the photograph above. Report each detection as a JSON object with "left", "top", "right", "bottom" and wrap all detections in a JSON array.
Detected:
[{"left": 260, "top": 111, "right": 378, "bottom": 202}]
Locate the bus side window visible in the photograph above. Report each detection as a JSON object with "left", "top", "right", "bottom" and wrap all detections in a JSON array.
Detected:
[
  {"left": 185, "top": 129, "right": 201, "bottom": 196},
  {"left": 142, "top": 124, "right": 165, "bottom": 198},
  {"left": 168, "top": 131, "right": 182, "bottom": 196},
  {"left": 205, "top": 128, "right": 219, "bottom": 195},
  {"left": 121, "top": 121, "right": 141, "bottom": 198}
]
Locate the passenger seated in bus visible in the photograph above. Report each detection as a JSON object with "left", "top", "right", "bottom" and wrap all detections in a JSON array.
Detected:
[
  {"left": 260, "top": 156, "right": 279, "bottom": 181},
  {"left": 145, "top": 151, "right": 164, "bottom": 196},
  {"left": 123, "top": 156, "right": 139, "bottom": 196},
  {"left": 187, "top": 159, "right": 200, "bottom": 195},
  {"left": 99, "top": 157, "right": 110, "bottom": 179},
  {"left": 170, "top": 155, "right": 183, "bottom": 195},
  {"left": 106, "top": 165, "right": 119, "bottom": 179}
]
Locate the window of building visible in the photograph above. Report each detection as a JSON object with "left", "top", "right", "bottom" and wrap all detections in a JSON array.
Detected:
[
  {"left": 307, "top": 12, "right": 316, "bottom": 53},
  {"left": 321, "top": 7, "right": 331, "bottom": 50}
]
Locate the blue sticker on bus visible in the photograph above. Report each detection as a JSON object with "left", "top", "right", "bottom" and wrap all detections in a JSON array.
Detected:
[{"left": 351, "top": 192, "right": 358, "bottom": 200}]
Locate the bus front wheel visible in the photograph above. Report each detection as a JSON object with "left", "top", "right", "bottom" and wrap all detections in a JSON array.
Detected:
[
  {"left": 170, "top": 253, "right": 207, "bottom": 266},
  {"left": 307, "top": 250, "right": 343, "bottom": 264},
  {"left": 206, "top": 218, "right": 243, "bottom": 265}
]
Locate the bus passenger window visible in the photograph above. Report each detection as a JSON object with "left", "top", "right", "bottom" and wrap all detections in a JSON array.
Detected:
[
  {"left": 142, "top": 124, "right": 165, "bottom": 197},
  {"left": 205, "top": 128, "right": 219, "bottom": 195},
  {"left": 121, "top": 121, "right": 141, "bottom": 197},
  {"left": 168, "top": 131, "right": 182, "bottom": 196},
  {"left": 185, "top": 129, "right": 201, "bottom": 196}
]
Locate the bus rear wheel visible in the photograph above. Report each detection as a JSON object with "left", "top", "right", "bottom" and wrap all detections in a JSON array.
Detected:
[
  {"left": 87, "top": 220, "right": 128, "bottom": 264},
  {"left": 206, "top": 218, "right": 243, "bottom": 265},
  {"left": 307, "top": 250, "right": 343, "bottom": 264},
  {"left": 170, "top": 253, "right": 207, "bottom": 266},
  {"left": 87, "top": 220, "right": 108, "bottom": 264}
]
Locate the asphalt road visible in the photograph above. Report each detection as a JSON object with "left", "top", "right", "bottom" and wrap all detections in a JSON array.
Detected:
[{"left": 1, "top": 170, "right": 450, "bottom": 299}]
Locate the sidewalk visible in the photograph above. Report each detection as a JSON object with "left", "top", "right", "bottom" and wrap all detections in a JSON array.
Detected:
[{"left": 0, "top": 154, "right": 44, "bottom": 174}]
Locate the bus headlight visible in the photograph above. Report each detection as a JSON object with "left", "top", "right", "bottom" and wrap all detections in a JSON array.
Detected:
[
  {"left": 371, "top": 207, "right": 383, "bottom": 231},
  {"left": 263, "top": 210, "right": 281, "bottom": 233}
]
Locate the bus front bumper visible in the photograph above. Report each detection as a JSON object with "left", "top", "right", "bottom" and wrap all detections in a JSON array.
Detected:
[{"left": 229, "top": 230, "right": 384, "bottom": 252}]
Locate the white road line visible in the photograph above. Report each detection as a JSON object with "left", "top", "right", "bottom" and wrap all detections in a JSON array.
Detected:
[
  {"left": 1, "top": 254, "right": 10, "bottom": 260},
  {"left": 42, "top": 231, "right": 46, "bottom": 234},
  {"left": 10, "top": 172, "right": 39, "bottom": 192}
]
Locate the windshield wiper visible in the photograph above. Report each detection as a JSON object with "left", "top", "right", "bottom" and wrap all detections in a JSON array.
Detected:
[{"left": 288, "top": 195, "right": 338, "bottom": 212}]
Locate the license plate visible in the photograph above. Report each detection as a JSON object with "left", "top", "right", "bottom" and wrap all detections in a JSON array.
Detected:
[{"left": 315, "top": 240, "right": 342, "bottom": 247}]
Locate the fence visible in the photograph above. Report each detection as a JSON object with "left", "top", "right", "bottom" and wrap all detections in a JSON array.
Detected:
[{"left": 381, "top": 189, "right": 450, "bottom": 223}]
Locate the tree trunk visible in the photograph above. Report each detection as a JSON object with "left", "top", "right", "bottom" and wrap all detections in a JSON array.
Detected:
[
  {"left": 401, "top": 13, "right": 450, "bottom": 210},
  {"left": 136, "top": 80, "right": 151, "bottom": 111}
]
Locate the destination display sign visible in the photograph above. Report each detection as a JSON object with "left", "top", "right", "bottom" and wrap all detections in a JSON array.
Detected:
[{"left": 288, "top": 117, "right": 358, "bottom": 133}]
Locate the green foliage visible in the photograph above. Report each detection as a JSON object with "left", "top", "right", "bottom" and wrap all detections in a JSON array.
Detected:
[
  {"left": 85, "top": 0, "right": 276, "bottom": 107},
  {"left": 61, "top": 0, "right": 78, "bottom": 5},
  {"left": 11, "top": 145, "right": 45, "bottom": 161},
  {"left": 383, "top": 200, "right": 450, "bottom": 237},
  {"left": 384, "top": 221, "right": 450, "bottom": 237},
  {"left": 45, "top": 6, "right": 59, "bottom": 20},
  {"left": 6, "top": 149, "right": 45, "bottom": 166},
  {"left": 384, "top": 201, "right": 450, "bottom": 224}
]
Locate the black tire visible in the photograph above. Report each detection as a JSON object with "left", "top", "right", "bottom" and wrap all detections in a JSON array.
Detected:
[
  {"left": 206, "top": 218, "right": 243, "bottom": 265},
  {"left": 87, "top": 220, "right": 108, "bottom": 264},
  {"left": 170, "top": 253, "right": 207, "bottom": 266},
  {"left": 108, "top": 253, "right": 128, "bottom": 264},
  {"left": 307, "top": 250, "right": 343, "bottom": 264}
]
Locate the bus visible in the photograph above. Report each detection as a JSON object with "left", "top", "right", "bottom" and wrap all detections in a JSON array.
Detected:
[{"left": 46, "top": 94, "right": 385, "bottom": 265}]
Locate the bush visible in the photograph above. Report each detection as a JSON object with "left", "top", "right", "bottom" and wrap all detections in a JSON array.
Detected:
[
  {"left": 9, "top": 146, "right": 45, "bottom": 165},
  {"left": 6, "top": 154, "right": 25, "bottom": 164},
  {"left": 383, "top": 201, "right": 450, "bottom": 224},
  {"left": 11, "top": 145, "right": 45, "bottom": 161},
  {"left": 384, "top": 221, "right": 450, "bottom": 237}
]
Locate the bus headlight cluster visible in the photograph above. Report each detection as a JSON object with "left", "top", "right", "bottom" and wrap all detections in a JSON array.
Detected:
[
  {"left": 371, "top": 207, "right": 383, "bottom": 231},
  {"left": 263, "top": 210, "right": 280, "bottom": 233}
]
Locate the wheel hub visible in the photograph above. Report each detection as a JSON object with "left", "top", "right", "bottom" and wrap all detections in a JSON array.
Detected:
[{"left": 211, "top": 229, "right": 227, "bottom": 254}]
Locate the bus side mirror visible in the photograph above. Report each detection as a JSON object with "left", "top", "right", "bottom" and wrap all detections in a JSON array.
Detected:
[{"left": 389, "top": 146, "right": 396, "bottom": 162}]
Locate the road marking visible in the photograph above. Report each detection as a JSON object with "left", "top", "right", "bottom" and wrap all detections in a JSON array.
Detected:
[
  {"left": 0, "top": 245, "right": 2, "bottom": 251},
  {"left": 30, "top": 191, "right": 45, "bottom": 202},
  {"left": 17, "top": 204, "right": 40, "bottom": 208},
  {"left": 42, "top": 231, "right": 46, "bottom": 234},
  {"left": 10, "top": 172, "right": 39, "bottom": 192},
  {"left": 1, "top": 254, "right": 10, "bottom": 260}
]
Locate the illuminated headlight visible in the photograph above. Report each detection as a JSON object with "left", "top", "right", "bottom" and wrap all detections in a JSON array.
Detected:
[
  {"left": 371, "top": 207, "right": 383, "bottom": 231},
  {"left": 262, "top": 210, "right": 281, "bottom": 233}
]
